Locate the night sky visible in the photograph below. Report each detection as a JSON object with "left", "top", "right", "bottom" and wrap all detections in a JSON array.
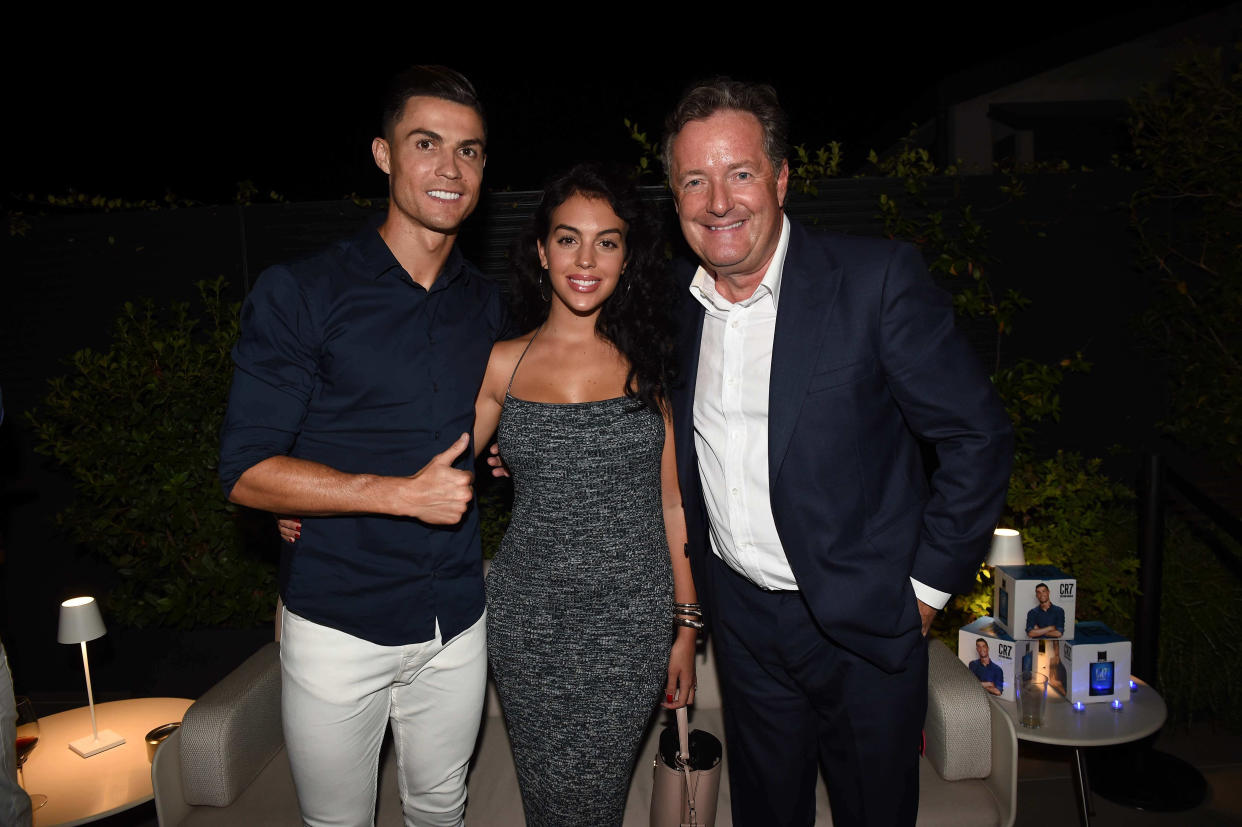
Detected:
[{"left": 3, "top": 4, "right": 1230, "bottom": 202}]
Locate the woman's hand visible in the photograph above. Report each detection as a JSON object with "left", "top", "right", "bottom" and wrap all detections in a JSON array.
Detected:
[
  {"left": 662, "top": 627, "right": 698, "bottom": 709},
  {"left": 277, "top": 516, "right": 301, "bottom": 543},
  {"left": 486, "top": 443, "right": 510, "bottom": 478}
]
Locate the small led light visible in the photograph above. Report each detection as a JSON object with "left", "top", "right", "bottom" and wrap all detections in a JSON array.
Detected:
[
  {"left": 1072, "top": 702, "right": 1085, "bottom": 712},
  {"left": 1129, "top": 680, "right": 1138, "bottom": 691},
  {"left": 1111, "top": 699, "right": 1123, "bottom": 711}
]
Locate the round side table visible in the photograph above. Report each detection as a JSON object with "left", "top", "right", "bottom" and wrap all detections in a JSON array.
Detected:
[
  {"left": 991, "top": 678, "right": 1165, "bottom": 827},
  {"left": 21, "top": 697, "right": 193, "bottom": 827}
]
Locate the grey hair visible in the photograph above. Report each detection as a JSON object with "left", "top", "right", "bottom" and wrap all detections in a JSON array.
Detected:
[{"left": 662, "top": 77, "right": 788, "bottom": 181}]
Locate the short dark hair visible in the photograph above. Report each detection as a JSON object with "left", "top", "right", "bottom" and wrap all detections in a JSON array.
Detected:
[
  {"left": 380, "top": 65, "right": 486, "bottom": 144},
  {"left": 976, "top": 637, "right": 989, "bottom": 650},
  {"left": 510, "top": 162, "right": 674, "bottom": 413},
  {"left": 662, "top": 77, "right": 788, "bottom": 180},
  {"left": 1035, "top": 583, "right": 1049, "bottom": 591}
]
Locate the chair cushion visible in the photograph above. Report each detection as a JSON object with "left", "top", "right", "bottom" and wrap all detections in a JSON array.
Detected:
[
  {"left": 181, "top": 642, "right": 284, "bottom": 807},
  {"left": 923, "top": 640, "right": 992, "bottom": 781}
]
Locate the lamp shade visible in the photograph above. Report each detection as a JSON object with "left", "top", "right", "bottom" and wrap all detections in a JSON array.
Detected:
[
  {"left": 58, "top": 596, "right": 107, "bottom": 644},
  {"left": 987, "top": 528, "right": 1025, "bottom": 567}
]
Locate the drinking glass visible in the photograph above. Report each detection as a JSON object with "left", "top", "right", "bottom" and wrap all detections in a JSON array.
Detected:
[
  {"left": 15, "top": 696, "right": 48, "bottom": 810},
  {"left": 1017, "top": 671, "right": 1049, "bottom": 728}
]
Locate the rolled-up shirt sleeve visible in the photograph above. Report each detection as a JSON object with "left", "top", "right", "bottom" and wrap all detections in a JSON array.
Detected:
[{"left": 218, "top": 266, "right": 318, "bottom": 497}]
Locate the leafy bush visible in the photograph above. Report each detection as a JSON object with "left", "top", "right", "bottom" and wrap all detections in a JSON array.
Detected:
[
  {"left": 1129, "top": 48, "right": 1242, "bottom": 467},
  {"left": 1125, "top": 48, "right": 1242, "bottom": 727},
  {"left": 1004, "top": 452, "right": 1137, "bottom": 628},
  {"left": 991, "top": 358, "right": 1140, "bottom": 634},
  {"left": 27, "top": 278, "right": 277, "bottom": 627}
]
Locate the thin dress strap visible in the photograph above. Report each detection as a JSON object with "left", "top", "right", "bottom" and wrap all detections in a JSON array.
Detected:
[{"left": 505, "top": 324, "right": 544, "bottom": 397}]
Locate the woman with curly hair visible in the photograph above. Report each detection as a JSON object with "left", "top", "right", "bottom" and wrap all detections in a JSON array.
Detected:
[{"left": 473, "top": 162, "right": 697, "bottom": 825}]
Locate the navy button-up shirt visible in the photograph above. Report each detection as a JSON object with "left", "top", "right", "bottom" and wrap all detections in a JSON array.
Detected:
[{"left": 219, "top": 221, "right": 507, "bottom": 645}]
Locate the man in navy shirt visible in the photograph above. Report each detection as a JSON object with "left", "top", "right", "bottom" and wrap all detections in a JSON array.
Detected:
[
  {"left": 1026, "top": 582, "right": 1065, "bottom": 639},
  {"left": 968, "top": 638, "right": 1004, "bottom": 696},
  {"left": 219, "top": 66, "right": 505, "bottom": 827}
]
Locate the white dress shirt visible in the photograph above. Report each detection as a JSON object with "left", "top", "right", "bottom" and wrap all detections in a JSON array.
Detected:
[{"left": 690, "top": 216, "right": 951, "bottom": 609}]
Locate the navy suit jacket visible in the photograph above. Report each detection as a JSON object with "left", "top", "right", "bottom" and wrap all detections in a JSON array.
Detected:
[{"left": 671, "top": 219, "right": 1013, "bottom": 674}]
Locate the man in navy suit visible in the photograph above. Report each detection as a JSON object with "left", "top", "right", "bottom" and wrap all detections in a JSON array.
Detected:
[{"left": 663, "top": 79, "right": 1013, "bottom": 826}]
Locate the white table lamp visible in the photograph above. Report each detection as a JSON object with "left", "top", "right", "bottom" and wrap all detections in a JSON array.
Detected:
[
  {"left": 58, "top": 596, "right": 125, "bottom": 757},
  {"left": 987, "top": 528, "right": 1026, "bottom": 568}
]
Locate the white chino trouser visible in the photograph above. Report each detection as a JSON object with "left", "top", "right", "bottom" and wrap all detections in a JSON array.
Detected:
[{"left": 280, "top": 607, "right": 487, "bottom": 827}]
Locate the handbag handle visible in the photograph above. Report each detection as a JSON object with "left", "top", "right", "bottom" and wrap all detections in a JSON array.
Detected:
[
  {"left": 676, "top": 706, "right": 700, "bottom": 827},
  {"left": 676, "top": 706, "right": 690, "bottom": 764}
]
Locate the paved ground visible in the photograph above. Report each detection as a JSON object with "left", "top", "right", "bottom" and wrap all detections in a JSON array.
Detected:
[{"left": 1012, "top": 723, "right": 1242, "bottom": 827}]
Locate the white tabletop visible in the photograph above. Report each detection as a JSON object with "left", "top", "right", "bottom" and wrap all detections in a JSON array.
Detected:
[
  {"left": 991, "top": 677, "right": 1166, "bottom": 748},
  {"left": 22, "top": 697, "right": 192, "bottom": 827}
]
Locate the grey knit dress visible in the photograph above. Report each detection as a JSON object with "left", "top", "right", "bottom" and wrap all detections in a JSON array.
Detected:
[{"left": 486, "top": 392, "right": 672, "bottom": 826}]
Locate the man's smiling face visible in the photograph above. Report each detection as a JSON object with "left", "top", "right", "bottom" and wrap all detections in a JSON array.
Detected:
[
  {"left": 372, "top": 95, "right": 485, "bottom": 236},
  {"left": 669, "top": 108, "right": 788, "bottom": 290}
]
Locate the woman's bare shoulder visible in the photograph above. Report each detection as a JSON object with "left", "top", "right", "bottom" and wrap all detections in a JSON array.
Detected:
[
  {"left": 482, "top": 331, "right": 536, "bottom": 392},
  {"left": 490, "top": 331, "right": 537, "bottom": 367},
  {"left": 493, "top": 330, "right": 537, "bottom": 354}
]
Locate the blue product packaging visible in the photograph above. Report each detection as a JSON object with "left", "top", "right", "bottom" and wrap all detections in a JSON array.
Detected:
[{"left": 1061, "top": 621, "right": 1132, "bottom": 704}]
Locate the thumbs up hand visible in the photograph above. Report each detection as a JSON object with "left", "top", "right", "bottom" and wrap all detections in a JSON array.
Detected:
[{"left": 393, "top": 433, "right": 474, "bottom": 524}]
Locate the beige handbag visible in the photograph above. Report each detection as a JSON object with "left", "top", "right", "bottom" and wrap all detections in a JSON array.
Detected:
[{"left": 650, "top": 706, "right": 722, "bottom": 827}]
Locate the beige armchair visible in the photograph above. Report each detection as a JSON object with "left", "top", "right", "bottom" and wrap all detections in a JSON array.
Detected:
[
  {"left": 150, "top": 642, "right": 403, "bottom": 826},
  {"left": 916, "top": 638, "right": 1017, "bottom": 827}
]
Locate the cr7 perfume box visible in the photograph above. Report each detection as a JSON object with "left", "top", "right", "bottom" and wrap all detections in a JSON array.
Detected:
[
  {"left": 1060, "top": 621, "right": 1132, "bottom": 704},
  {"left": 993, "top": 564, "right": 1077, "bottom": 642},
  {"left": 958, "top": 617, "right": 1017, "bottom": 701}
]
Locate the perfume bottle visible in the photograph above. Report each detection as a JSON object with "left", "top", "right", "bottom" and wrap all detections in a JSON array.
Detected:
[
  {"left": 998, "top": 581, "right": 1010, "bottom": 627},
  {"left": 1090, "top": 650, "right": 1115, "bottom": 697}
]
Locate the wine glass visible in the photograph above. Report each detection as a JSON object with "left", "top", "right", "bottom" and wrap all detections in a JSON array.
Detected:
[{"left": 15, "top": 696, "right": 48, "bottom": 811}]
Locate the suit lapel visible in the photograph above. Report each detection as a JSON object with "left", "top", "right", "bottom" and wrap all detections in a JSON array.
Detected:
[
  {"left": 769, "top": 222, "right": 843, "bottom": 481},
  {"left": 673, "top": 264, "right": 706, "bottom": 495}
]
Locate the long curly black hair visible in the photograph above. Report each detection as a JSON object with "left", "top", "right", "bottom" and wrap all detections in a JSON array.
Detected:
[{"left": 510, "top": 162, "right": 677, "bottom": 413}]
